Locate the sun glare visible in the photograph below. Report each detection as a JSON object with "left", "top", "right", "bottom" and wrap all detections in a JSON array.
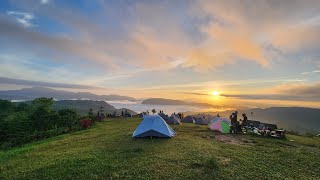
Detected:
[{"left": 211, "top": 91, "right": 220, "bottom": 96}]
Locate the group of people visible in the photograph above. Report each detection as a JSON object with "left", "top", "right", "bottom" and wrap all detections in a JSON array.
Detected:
[{"left": 229, "top": 111, "right": 248, "bottom": 134}]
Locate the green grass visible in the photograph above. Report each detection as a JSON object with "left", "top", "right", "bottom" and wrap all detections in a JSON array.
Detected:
[{"left": 1, "top": 117, "right": 320, "bottom": 179}]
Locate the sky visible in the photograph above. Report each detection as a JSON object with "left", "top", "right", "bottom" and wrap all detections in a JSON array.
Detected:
[{"left": 0, "top": 0, "right": 320, "bottom": 107}]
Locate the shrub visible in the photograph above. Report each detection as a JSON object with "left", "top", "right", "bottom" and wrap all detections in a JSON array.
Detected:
[{"left": 80, "top": 119, "right": 93, "bottom": 129}]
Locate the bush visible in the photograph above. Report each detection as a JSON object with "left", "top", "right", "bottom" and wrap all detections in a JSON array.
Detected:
[
  {"left": 33, "top": 127, "right": 66, "bottom": 140},
  {"left": 58, "top": 109, "right": 78, "bottom": 128},
  {"left": 80, "top": 119, "right": 94, "bottom": 129},
  {"left": 0, "top": 97, "right": 105, "bottom": 149}
]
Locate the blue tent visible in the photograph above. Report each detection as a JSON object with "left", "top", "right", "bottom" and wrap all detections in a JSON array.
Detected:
[{"left": 132, "top": 115, "right": 176, "bottom": 138}]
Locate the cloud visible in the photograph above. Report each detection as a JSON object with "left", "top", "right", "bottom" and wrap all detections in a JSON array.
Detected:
[
  {"left": 221, "top": 83, "right": 320, "bottom": 101},
  {"left": 1, "top": 0, "right": 320, "bottom": 77},
  {"left": 0, "top": 77, "right": 103, "bottom": 90},
  {"left": 301, "top": 70, "right": 320, "bottom": 75},
  {"left": 183, "top": 92, "right": 209, "bottom": 96},
  {"left": 0, "top": 17, "right": 118, "bottom": 70},
  {"left": 40, "top": 0, "right": 50, "bottom": 5},
  {"left": 188, "top": 0, "right": 320, "bottom": 68},
  {"left": 7, "top": 11, "right": 35, "bottom": 27}
]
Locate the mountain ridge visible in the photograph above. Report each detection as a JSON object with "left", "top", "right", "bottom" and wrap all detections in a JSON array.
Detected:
[{"left": 0, "top": 87, "right": 137, "bottom": 101}]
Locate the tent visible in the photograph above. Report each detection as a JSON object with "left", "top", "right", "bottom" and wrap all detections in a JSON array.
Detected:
[
  {"left": 173, "top": 114, "right": 181, "bottom": 120},
  {"left": 166, "top": 115, "right": 181, "bottom": 125},
  {"left": 209, "top": 117, "right": 231, "bottom": 133},
  {"left": 182, "top": 116, "right": 195, "bottom": 123},
  {"left": 132, "top": 115, "right": 176, "bottom": 138},
  {"left": 194, "top": 117, "right": 208, "bottom": 125},
  {"left": 158, "top": 113, "right": 169, "bottom": 121}
]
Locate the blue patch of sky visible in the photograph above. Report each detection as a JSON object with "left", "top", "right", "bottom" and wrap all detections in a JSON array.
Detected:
[
  {"left": 32, "top": 14, "right": 74, "bottom": 35},
  {"left": 0, "top": 1, "right": 11, "bottom": 12}
]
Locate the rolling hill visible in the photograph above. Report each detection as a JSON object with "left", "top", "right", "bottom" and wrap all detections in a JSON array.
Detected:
[
  {"left": 0, "top": 118, "right": 319, "bottom": 179},
  {"left": 53, "top": 100, "right": 137, "bottom": 116},
  {"left": 0, "top": 87, "right": 137, "bottom": 101}
]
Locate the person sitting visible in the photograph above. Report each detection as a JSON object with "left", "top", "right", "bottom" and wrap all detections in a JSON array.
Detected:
[{"left": 241, "top": 113, "right": 248, "bottom": 127}]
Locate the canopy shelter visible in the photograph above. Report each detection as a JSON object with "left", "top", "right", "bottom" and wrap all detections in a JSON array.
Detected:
[
  {"left": 182, "top": 116, "right": 195, "bottom": 123},
  {"left": 209, "top": 117, "right": 231, "bottom": 133},
  {"left": 132, "top": 115, "right": 176, "bottom": 138}
]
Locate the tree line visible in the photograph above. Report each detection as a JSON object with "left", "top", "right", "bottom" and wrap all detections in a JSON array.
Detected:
[{"left": 0, "top": 98, "right": 96, "bottom": 149}]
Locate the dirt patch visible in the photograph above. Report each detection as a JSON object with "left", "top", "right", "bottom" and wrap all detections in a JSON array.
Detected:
[
  {"left": 215, "top": 135, "right": 243, "bottom": 145},
  {"left": 214, "top": 135, "right": 255, "bottom": 145}
]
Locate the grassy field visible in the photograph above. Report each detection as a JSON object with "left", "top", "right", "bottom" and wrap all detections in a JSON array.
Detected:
[{"left": 1, "top": 117, "right": 320, "bottom": 179}]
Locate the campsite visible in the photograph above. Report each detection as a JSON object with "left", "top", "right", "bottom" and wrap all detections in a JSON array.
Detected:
[
  {"left": 1, "top": 116, "right": 320, "bottom": 179},
  {"left": 1, "top": 0, "right": 320, "bottom": 179}
]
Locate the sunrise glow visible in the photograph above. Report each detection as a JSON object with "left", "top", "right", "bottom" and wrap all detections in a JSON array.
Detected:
[{"left": 211, "top": 91, "right": 220, "bottom": 96}]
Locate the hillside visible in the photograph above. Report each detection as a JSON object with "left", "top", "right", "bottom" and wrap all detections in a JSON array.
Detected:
[
  {"left": 190, "top": 107, "right": 320, "bottom": 133},
  {"left": 0, "top": 87, "right": 137, "bottom": 101},
  {"left": 53, "top": 100, "right": 117, "bottom": 115},
  {"left": 53, "top": 100, "right": 137, "bottom": 116},
  {"left": 1, "top": 118, "right": 319, "bottom": 179}
]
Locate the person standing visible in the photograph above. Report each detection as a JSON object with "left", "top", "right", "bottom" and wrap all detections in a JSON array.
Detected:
[{"left": 230, "top": 111, "right": 238, "bottom": 134}]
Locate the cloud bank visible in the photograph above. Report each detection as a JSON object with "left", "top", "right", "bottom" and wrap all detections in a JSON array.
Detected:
[
  {"left": 0, "top": 77, "right": 101, "bottom": 90},
  {"left": 0, "top": 0, "right": 320, "bottom": 106}
]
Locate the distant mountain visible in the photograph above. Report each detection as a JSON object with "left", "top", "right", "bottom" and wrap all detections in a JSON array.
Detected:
[
  {"left": 141, "top": 98, "right": 215, "bottom": 107},
  {"left": 188, "top": 107, "right": 320, "bottom": 133},
  {"left": 244, "top": 107, "right": 320, "bottom": 133},
  {"left": 53, "top": 100, "right": 137, "bottom": 116},
  {"left": 0, "top": 87, "right": 137, "bottom": 101}
]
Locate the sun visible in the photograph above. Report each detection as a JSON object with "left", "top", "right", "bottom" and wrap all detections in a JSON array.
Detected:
[{"left": 211, "top": 91, "right": 220, "bottom": 96}]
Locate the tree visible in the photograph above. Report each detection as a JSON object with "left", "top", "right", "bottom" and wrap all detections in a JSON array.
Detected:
[
  {"left": 151, "top": 109, "right": 156, "bottom": 115},
  {"left": 0, "top": 100, "right": 14, "bottom": 116},
  {"left": 88, "top": 108, "right": 94, "bottom": 119},
  {"left": 32, "top": 97, "right": 54, "bottom": 110},
  {"left": 15, "top": 102, "right": 30, "bottom": 112},
  {"left": 5, "top": 111, "right": 33, "bottom": 145},
  {"left": 58, "top": 109, "right": 78, "bottom": 128},
  {"left": 30, "top": 97, "right": 56, "bottom": 131}
]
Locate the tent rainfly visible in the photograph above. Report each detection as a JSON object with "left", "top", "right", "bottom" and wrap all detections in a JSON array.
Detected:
[
  {"left": 194, "top": 117, "right": 209, "bottom": 125},
  {"left": 209, "top": 117, "right": 231, "bottom": 133},
  {"left": 132, "top": 115, "right": 176, "bottom": 138},
  {"left": 182, "top": 116, "right": 195, "bottom": 123},
  {"left": 166, "top": 115, "right": 181, "bottom": 125},
  {"left": 158, "top": 113, "right": 169, "bottom": 121}
]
